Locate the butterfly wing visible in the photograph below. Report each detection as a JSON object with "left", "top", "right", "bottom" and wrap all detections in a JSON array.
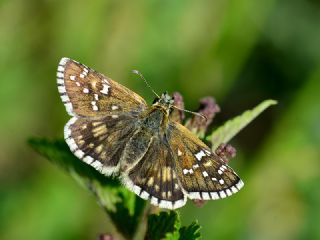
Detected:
[
  {"left": 57, "top": 57, "right": 147, "bottom": 117},
  {"left": 58, "top": 58, "right": 146, "bottom": 175},
  {"left": 121, "top": 136, "right": 187, "bottom": 210},
  {"left": 65, "top": 114, "right": 138, "bottom": 176},
  {"left": 167, "top": 122, "right": 244, "bottom": 200}
]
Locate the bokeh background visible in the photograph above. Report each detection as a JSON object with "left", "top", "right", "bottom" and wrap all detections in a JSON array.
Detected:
[{"left": 1, "top": 0, "right": 320, "bottom": 239}]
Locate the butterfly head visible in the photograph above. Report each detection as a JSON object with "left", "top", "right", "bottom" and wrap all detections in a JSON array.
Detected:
[{"left": 153, "top": 92, "right": 174, "bottom": 112}]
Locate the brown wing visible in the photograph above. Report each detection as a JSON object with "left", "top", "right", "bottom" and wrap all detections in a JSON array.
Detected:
[
  {"left": 120, "top": 136, "right": 186, "bottom": 210},
  {"left": 57, "top": 57, "right": 147, "bottom": 117},
  {"left": 167, "top": 122, "right": 244, "bottom": 200},
  {"left": 64, "top": 114, "right": 137, "bottom": 176}
]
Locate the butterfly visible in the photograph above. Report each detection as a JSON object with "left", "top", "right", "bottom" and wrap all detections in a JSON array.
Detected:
[{"left": 57, "top": 57, "right": 244, "bottom": 209}]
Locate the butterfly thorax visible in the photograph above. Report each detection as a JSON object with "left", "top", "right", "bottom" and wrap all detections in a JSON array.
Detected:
[{"left": 141, "top": 92, "right": 174, "bottom": 132}]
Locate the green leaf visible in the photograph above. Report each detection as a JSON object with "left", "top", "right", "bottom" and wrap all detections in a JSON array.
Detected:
[
  {"left": 145, "top": 211, "right": 180, "bottom": 240},
  {"left": 28, "top": 138, "right": 119, "bottom": 191},
  {"left": 207, "top": 99, "right": 277, "bottom": 150},
  {"left": 179, "top": 221, "right": 201, "bottom": 240},
  {"left": 28, "top": 138, "right": 145, "bottom": 239},
  {"left": 145, "top": 211, "right": 201, "bottom": 240}
]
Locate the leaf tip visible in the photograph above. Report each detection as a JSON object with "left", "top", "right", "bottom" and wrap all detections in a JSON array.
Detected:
[{"left": 265, "top": 99, "right": 278, "bottom": 106}]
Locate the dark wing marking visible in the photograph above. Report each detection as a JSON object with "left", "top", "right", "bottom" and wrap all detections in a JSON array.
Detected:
[
  {"left": 167, "top": 122, "right": 244, "bottom": 200},
  {"left": 64, "top": 114, "right": 137, "bottom": 176},
  {"left": 121, "top": 136, "right": 186, "bottom": 210},
  {"left": 57, "top": 57, "right": 147, "bottom": 117}
]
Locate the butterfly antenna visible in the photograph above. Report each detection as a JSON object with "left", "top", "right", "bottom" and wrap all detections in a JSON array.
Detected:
[
  {"left": 132, "top": 70, "right": 160, "bottom": 98},
  {"left": 173, "top": 105, "right": 207, "bottom": 121}
]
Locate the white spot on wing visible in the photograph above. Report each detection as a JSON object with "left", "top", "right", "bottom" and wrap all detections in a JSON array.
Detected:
[
  {"left": 100, "top": 83, "right": 110, "bottom": 95},
  {"left": 91, "top": 101, "right": 98, "bottom": 111},
  {"left": 58, "top": 86, "right": 66, "bottom": 93},
  {"left": 204, "top": 149, "right": 211, "bottom": 155},
  {"left": 57, "top": 79, "right": 64, "bottom": 85},
  {"left": 159, "top": 200, "right": 173, "bottom": 210},
  {"left": 188, "top": 192, "right": 201, "bottom": 199},
  {"left": 83, "top": 88, "right": 89, "bottom": 93},
  {"left": 210, "top": 192, "right": 220, "bottom": 200},
  {"left": 236, "top": 180, "right": 244, "bottom": 190},
  {"left": 202, "top": 171, "right": 209, "bottom": 177},
  {"left": 151, "top": 196, "right": 158, "bottom": 205},
  {"left": 70, "top": 75, "right": 76, "bottom": 81},
  {"left": 101, "top": 167, "right": 115, "bottom": 176},
  {"left": 183, "top": 168, "right": 194, "bottom": 175},
  {"left": 140, "top": 191, "right": 150, "bottom": 200},
  {"left": 226, "top": 189, "right": 232, "bottom": 196},
  {"left": 202, "top": 192, "right": 211, "bottom": 200},
  {"left": 83, "top": 156, "right": 94, "bottom": 164},
  {"left": 195, "top": 150, "right": 206, "bottom": 161},
  {"left": 61, "top": 95, "right": 69, "bottom": 102},
  {"left": 173, "top": 199, "right": 186, "bottom": 209},
  {"left": 74, "top": 149, "right": 84, "bottom": 159},
  {"left": 59, "top": 57, "right": 69, "bottom": 66},
  {"left": 132, "top": 185, "right": 141, "bottom": 195},
  {"left": 231, "top": 186, "right": 238, "bottom": 194},
  {"left": 91, "top": 160, "right": 103, "bottom": 170},
  {"left": 57, "top": 72, "right": 64, "bottom": 78},
  {"left": 219, "top": 190, "right": 227, "bottom": 198},
  {"left": 65, "top": 102, "right": 73, "bottom": 113},
  {"left": 66, "top": 137, "right": 77, "bottom": 152}
]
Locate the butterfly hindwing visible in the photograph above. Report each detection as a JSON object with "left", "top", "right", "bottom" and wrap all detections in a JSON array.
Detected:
[
  {"left": 64, "top": 114, "right": 138, "bottom": 175},
  {"left": 57, "top": 58, "right": 147, "bottom": 117},
  {"left": 167, "top": 122, "right": 244, "bottom": 200},
  {"left": 121, "top": 136, "right": 186, "bottom": 210}
]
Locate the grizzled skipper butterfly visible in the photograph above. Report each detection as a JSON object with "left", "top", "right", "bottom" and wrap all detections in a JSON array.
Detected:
[{"left": 57, "top": 58, "right": 244, "bottom": 209}]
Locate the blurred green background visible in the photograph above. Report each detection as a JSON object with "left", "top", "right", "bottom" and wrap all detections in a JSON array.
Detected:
[{"left": 1, "top": 0, "right": 320, "bottom": 239}]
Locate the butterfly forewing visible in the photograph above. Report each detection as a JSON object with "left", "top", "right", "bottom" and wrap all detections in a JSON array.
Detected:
[
  {"left": 121, "top": 137, "right": 186, "bottom": 210},
  {"left": 58, "top": 57, "right": 146, "bottom": 175},
  {"left": 167, "top": 122, "right": 244, "bottom": 200},
  {"left": 57, "top": 58, "right": 147, "bottom": 117}
]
